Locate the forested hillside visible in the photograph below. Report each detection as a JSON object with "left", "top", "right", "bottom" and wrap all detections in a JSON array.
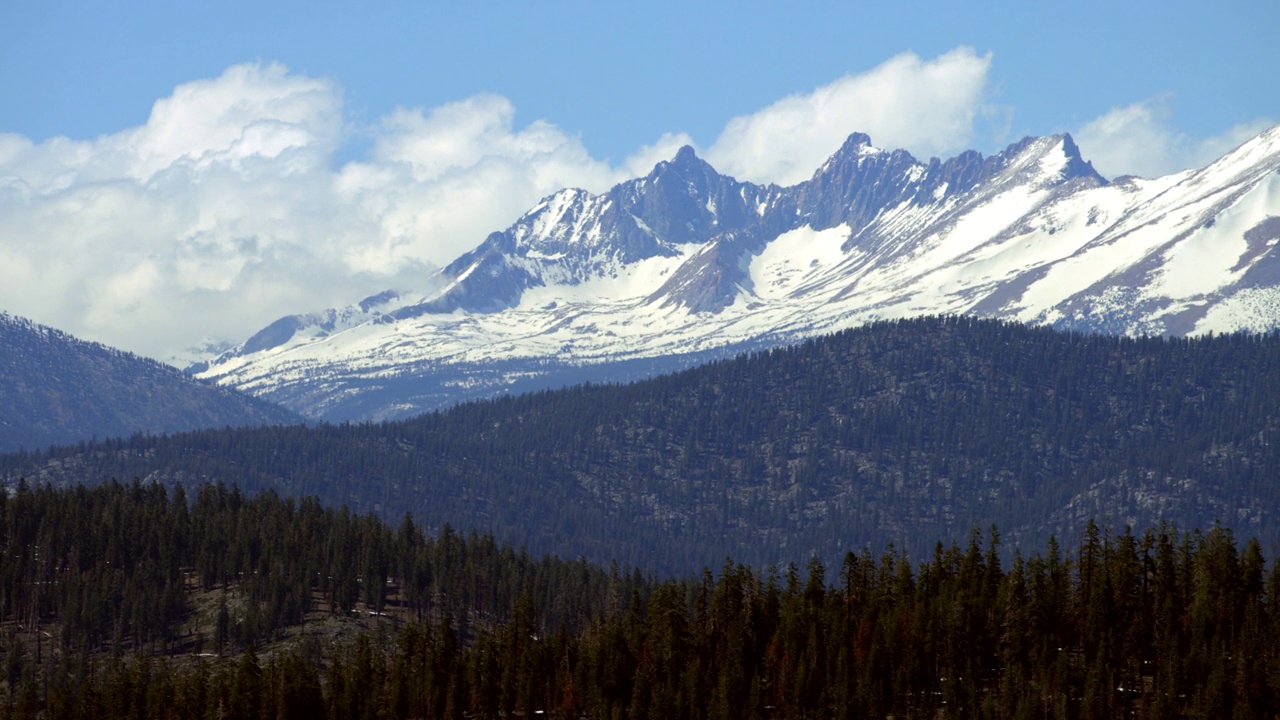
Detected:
[
  {"left": 0, "top": 313, "right": 298, "bottom": 452},
  {"left": 1, "top": 481, "right": 1278, "bottom": 719},
  {"left": 5, "top": 316, "right": 1280, "bottom": 571}
]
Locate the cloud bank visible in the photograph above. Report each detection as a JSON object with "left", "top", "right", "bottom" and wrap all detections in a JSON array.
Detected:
[
  {"left": 1, "top": 52, "right": 1265, "bottom": 362},
  {"left": 707, "top": 48, "right": 995, "bottom": 185},
  {"left": 0, "top": 64, "right": 633, "bottom": 360}
]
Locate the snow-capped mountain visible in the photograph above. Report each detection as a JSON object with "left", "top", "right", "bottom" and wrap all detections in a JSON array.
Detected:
[{"left": 196, "top": 125, "right": 1280, "bottom": 421}]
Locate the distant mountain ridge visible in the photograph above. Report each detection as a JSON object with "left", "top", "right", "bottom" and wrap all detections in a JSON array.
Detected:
[
  {"left": 14, "top": 317, "right": 1280, "bottom": 573},
  {"left": 196, "top": 125, "right": 1280, "bottom": 421},
  {"left": 0, "top": 312, "right": 299, "bottom": 452}
]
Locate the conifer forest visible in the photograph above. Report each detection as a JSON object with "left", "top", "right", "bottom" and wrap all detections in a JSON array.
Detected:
[
  {"left": 0, "top": 480, "right": 1277, "bottom": 719},
  {"left": 5, "top": 318, "right": 1280, "bottom": 717}
]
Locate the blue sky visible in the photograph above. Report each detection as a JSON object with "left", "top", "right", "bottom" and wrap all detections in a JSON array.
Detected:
[
  {"left": 5, "top": 2, "right": 1279, "bottom": 162},
  {"left": 2, "top": 0, "right": 1277, "bottom": 359}
]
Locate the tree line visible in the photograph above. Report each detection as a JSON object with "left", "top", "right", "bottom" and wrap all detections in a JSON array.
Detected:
[
  {"left": 1, "top": 481, "right": 1278, "bottom": 718},
  {"left": 6, "top": 316, "right": 1280, "bottom": 574}
]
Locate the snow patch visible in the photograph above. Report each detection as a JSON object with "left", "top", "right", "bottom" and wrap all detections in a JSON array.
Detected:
[
  {"left": 1194, "top": 286, "right": 1280, "bottom": 335},
  {"left": 749, "top": 224, "right": 851, "bottom": 300},
  {"left": 1154, "top": 171, "right": 1280, "bottom": 298}
]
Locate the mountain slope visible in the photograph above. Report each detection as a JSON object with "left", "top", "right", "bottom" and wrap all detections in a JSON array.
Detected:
[
  {"left": 13, "top": 317, "right": 1280, "bottom": 573},
  {"left": 198, "top": 125, "right": 1280, "bottom": 421},
  {"left": 0, "top": 312, "right": 299, "bottom": 451}
]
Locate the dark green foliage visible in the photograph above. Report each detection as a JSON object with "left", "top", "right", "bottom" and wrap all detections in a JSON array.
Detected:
[
  {"left": 3, "top": 482, "right": 1278, "bottom": 719},
  {"left": 0, "top": 480, "right": 625, "bottom": 665},
  {"left": 7, "top": 316, "right": 1280, "bottom": 574}
]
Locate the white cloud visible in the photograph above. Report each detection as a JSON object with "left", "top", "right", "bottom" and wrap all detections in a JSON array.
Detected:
[
  {"left": 0, "top": 63, "right": 632, "bottom": 362},
  {"left": 338, "top": 95, "right": 624, "bottom": 275},
  {"left": 7, "top": 53, "right": 1265, "bottom": 366},
  {"left": 1075, "top": 96, "right": 1274, "bottom": 179},
  {"left": 129, "top": 62, "right": 340, "bottom": 180},
  {"left": 705, "top": 47, "right": 994, "bottom": 185}
]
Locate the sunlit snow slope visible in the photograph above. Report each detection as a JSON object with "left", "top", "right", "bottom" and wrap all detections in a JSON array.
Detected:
[{"left": 196, "top": 126, "right": 1280, "bottom": 421}]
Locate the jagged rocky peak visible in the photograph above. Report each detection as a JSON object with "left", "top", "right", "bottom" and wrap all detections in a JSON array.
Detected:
[
  {"left": 921, "top": 150, "right": 987, "bottom": 197},
  {"left": 1052, "top": 133, "right": 1107, "bottom": 184},
  {"left": 828, "top": 132, "right": 879, "bottom": 160},
  {"left": 800, "top": 131, "right": 928, "bottom": 228},
  {"left": 523, "top": 187, "right": 593, "bottom": 224},
  {"left": 641, "top": 144, "right": 733, "bottom": 204},
  {"left": 194, "top": 120, "right": 1280, "bottom": 423},
  {"left": 510, "top": 188, "right": 600, "bottom": 251},
  {"left": 616, "top": 145, "right": 761, "bottom": 245},
  {"left": 511, "top": 185, "right": 677, "bottom": 267},
  {"left": 672, "top": 143, "right": 699, "bottom": 162},
  {"left": 813, "top": 132, "right": 911, "bottom": 178},
  {"left": 986, "top": 134, "right": 1107, "bottom": 189},
  {"left": 654, "top": 144, "right": 713, "bottom": 176}
]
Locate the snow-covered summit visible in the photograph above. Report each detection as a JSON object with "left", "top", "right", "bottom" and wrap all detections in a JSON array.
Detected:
[{"left": 196, "top": 124, "right": 1280, "bottom": 421}]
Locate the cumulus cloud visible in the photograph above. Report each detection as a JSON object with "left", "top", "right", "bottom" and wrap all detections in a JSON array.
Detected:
[
  {"left": 12, "top": 51, "right": 1258, "bottom": 366},
  {"left": 0, "top": 63, "right": 631, "bottom": 361},
  {"left": 1, "top": 64, "right": 338, "bottom": 193},
  {"left": 336, "top": 94, "right": 624, "bottom": 274},
  {"left": 1075, "top": 96, "right": 1274, "bottom": 179},
  {"left": 705, "top": 47, "right": 994, "bottom": 186}
]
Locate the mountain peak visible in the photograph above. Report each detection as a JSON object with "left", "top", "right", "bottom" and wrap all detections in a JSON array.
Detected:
[
  {"left": 825, "top": 132, "right": 880, "bottom": 164},
  {"left": 993, "top": 133, "right": 1105, "bottom": 186},
  {"left": 1055, "top": 132, "right": 1106, "bottom": 184},
  {"left": 673, "top": 144, "right": 700, "bottom": 163},
  {"left": 840, "top": 132, "right": 874, "bottom": 151},
  {"left": 1060, "top": 132, "right": 1082, "bottom": 159},
  {"left": 199, "top": 122, "right": 1280, "bottom": 423},
  {"left": 811, "top": 132, "right": 892, "bottom": 179},
  {"left": 649, "top": 144, "right": 714, "bottom": 179}
]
